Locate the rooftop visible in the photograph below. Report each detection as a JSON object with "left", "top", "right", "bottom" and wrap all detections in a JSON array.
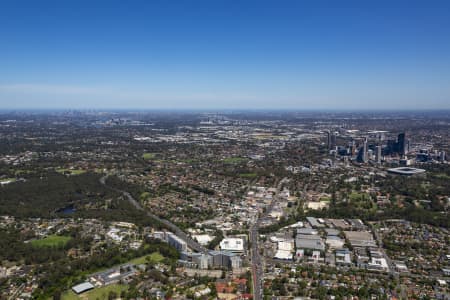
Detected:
[
  {"left": 219, "top": 238, "right": 244, "bottom": 252},
  {"left": 387, "top": 167, "right": 426, "bottom": 175},
  {"left": 72, "top": 282, "right": 94, "bottom": 294}
]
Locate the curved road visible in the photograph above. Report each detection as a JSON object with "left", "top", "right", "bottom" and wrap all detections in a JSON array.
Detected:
[{"left": 100, "top": 175, "right": 207, "bottom": 253}]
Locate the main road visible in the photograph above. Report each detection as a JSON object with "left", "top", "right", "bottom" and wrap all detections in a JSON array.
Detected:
[
  {"left": 100, "top": 175, "right": 207, "bottom": 253},
  {"left": 249, "top": 178, "right": 286, "bottom": 300}
]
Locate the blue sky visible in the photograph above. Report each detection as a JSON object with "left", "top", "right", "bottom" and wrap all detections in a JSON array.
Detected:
[{"left": 1, "top": 0, "right": 450, "bottom": 110}]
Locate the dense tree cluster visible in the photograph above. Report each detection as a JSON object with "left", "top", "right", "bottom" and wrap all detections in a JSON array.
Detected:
[
  {"left": 32, "top": 237, "right": 179, "bottom": 299},
  {"left": 0, "top": 172, "right": 164, "bottom": 227}
]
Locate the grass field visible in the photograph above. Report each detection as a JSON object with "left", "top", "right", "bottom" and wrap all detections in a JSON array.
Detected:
[
  {"left": 349, "top": 192, "right": 369, "bottom": 201},
  {"left": 0, "top": 178, "right": 16, "bottom": 184},
  {"left": 31, "top": 235, "right": 71, "bottom": 248},
  {"left": 56, "top": 168, "right": 86, "bottom": 175},
  {"left": 62, "top": 284, "right": 128, "bottom": 300},
  {"left": 142, "top": 152, "right": 157, "bottom": 160},
  {"left": 127, "top": 252, "right": 164, "bottom": 265}
]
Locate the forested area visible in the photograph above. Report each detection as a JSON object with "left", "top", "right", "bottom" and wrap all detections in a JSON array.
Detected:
[
  {"left": 0, "top": 172, "right": 163, "bottom": 227},
  {"left": 0, "top": 227, "right": 90, "bottom": 264},
  {"left": 0, "top": 172, "right": 114, "bottom": 217}
]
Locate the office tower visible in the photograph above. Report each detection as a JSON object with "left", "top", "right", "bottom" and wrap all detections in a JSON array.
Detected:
[
  {"left": 397, "top": 133, "right": 407, "bottom": 156},
  {"left": 387, "top": 139, "right": 397, "bottom": 154},
  {"left": 356, "top": 138, "right": 368, "bottom": 163},
  {"left": 356, "top": 147, "right": 365, "bottom": 163},
  {"left": 375, "top": 145, "right": 382, "bottom": 163},
  {"left": 327, "top": 131, "right": 336, "bottom": 150},
  {"left": 440, "top": 151, "right": 446, "bottom": 162},
  {"left": 326, "top": 131, "right": 331, "bottom": 150},
  {"left": 330, "top": 132, "right": 336, "bottom": 149}
]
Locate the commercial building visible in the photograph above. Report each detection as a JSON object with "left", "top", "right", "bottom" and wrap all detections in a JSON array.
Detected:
[
  {"left": 296, "top": 234, "right": 325, "bottom": 251},
  {"left": 180, "top": 250, "right": 242, "bottom": 269},
  {"left": 375, "top": 145, "right": 382, "bottom": 163},
  {"left": 180, "top": 252, "right": 212, "bottom": 269},
  {"left": 398, "top": 133, "right": 407, "bottom": 156},
  {"left": 167, "top": 232, "right": 188, "bottom": 252},
  {"left": 297, "top": 228, "right": 319, "bottom": 235},
  {"left": 326, "top": 236, "right": 345, "bottom": 249},
  {"left": 209, "top": 251, "right": 242, "bottom": 269},
  {"left": 367, "top": 257, "right": 389, "bottom": 272},
  {"left": 219, "top": 238, "right": 244, "bottom": 254},
  {"left": 344, "top": 231, "right": 377, "bottom": 248},
  {"left": 324, "top": 228, "right": 340, "bottom": 236},
  {"left": 335, "top": 249, "right": 352, "bottom": 265},
  {"left": 274, "top": 240, "right": 294, "bottom": 260},
  {"left": 306, "top": 217, "right": 324, "bottom": 228}
]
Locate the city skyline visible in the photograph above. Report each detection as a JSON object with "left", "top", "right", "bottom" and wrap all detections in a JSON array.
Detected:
[{"left": 1, "top": 0, "right": 450, "bottom": 110}]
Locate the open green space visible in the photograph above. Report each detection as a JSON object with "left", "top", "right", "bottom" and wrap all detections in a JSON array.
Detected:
[
  {"left": 0, "top": 178, "right": 16, "bottom": 184},
  {"left": 142, "top": 152, "right": 157, "bottom": 160},
  {"left": 127, "top": 251, "right": 164, "bottom": 265},
  {"left": 56, "top": 168, "right": 86, "bottom": 175},
  {"left": 319, "top": 196, "right": 331, "bottom": 202},
  {"left": 14, "top": 169, "right": 34, "bottom": 175},
  {"left": 62, "top": 284, "right": 128, "bottom": 300},
  {"left": 349, "top": 192, "right": 369, "bottom": 201},
  {"left": 30, "top": 235, "right": 71, "bottom": 248}
]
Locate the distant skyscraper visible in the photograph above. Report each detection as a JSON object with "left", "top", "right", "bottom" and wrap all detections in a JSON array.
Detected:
[
  {"left": 327, "top": 131, "right": 331, "bottom": 149},
  {"left": 350, "top": 140, "right": 356, "bottom": 156},
  {"left": 397, "top": 133, "right": 407, "bottom": 156},
  {"left": 357, "top": 138, "right": 368, "bottom": 163},
  {"left": 375, "top": 145, "right": 382, "bottom": 163},
  {"left": 440, "top": 151, "right": 446, "bottom": 162},
  {"left": 327, "top": 130, "right": 336, "bottom": 150},
  {"left": 386, "top": 139, "right": 397, "bottom": 154},
  {"left": 362, "top": 138, "right": 368, "bottom": 162},
  {"left": 331, "top": 133, "right": 336, "bottom": 149},
  {"left": 356, "top": 147, "right": 365, "bottom": 163}
]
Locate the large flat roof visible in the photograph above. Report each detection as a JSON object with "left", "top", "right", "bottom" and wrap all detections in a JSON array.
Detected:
[
  {"left": 220, "top": 238, "right": 244, "bottom": 251},
  {"left": 387, "top": 167, "right": 426, "bottom": 175},
  {"left": 72, "top": 282, "right": 94, "bottom": 294}
]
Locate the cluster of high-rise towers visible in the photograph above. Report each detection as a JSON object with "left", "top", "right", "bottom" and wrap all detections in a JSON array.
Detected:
[{"left": 326, "top": 131, "right": 408, "bottom": 164}]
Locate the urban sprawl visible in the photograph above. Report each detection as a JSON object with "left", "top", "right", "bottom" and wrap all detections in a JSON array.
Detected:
[{"left": 0, "top": 111, "right": 449, "bottom": 300}]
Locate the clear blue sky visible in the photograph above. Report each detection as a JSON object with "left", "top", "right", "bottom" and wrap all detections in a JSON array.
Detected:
[{"left": 1, "top": 0, "right": 450, "bottom": 110}]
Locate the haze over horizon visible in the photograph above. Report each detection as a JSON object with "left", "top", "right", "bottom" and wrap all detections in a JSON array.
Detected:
[{"left": 1, "top": 0, "right": 450, "bottom": 110}]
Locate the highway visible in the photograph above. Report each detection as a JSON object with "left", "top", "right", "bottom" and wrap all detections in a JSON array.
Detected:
[{"left": 100, "top": 175, "right": 207, "bottom": 253}]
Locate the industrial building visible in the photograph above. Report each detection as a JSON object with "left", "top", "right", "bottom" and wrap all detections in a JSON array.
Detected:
[
  {"left": 295, "top": 234, "right": 325, "bottom": 251},
  {"left": 344, "top": 231, "right": 377, "bottom": 248}
]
